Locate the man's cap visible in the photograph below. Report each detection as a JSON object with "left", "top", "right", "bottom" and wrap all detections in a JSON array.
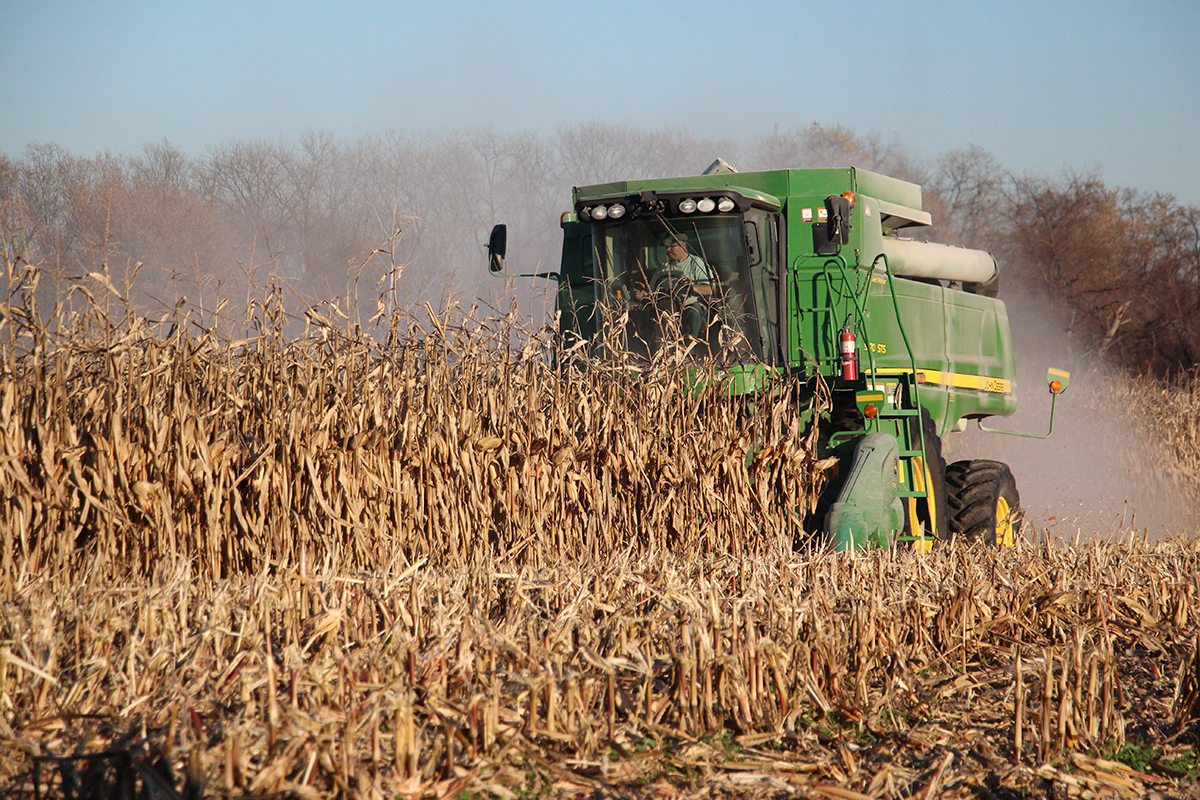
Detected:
[{"left": 659, "top": 232, "right": 688, "bottom": 247}]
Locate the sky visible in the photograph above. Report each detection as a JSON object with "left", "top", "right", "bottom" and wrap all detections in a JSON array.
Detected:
[{"left": 2, "top": 0, "right": 1198, "bottom": 204}]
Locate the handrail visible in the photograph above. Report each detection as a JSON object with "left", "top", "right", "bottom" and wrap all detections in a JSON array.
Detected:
[
  {"left": 804, "top": 251, "right": 931, "bottom": 504},
  {"left": 872, "top": 254, "right": 922, "bottom": 416}
]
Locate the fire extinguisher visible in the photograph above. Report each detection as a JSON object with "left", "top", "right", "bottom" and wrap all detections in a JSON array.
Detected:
[{"left": 839, "top": 326, "right": 859, "bottom": 381}]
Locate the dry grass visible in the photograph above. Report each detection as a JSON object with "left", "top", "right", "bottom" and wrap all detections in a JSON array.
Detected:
[
  {"left": 2, "top": 295, "right": 1200, "bottom": 798},
  {"left": 0, "top": 292, "right": 822, "bottom": 585},
  {"left": 5, "top": 540, "right": 1200, "bottom": 798},
  {"left": 1119, "top": 370, "right": 1200, "bottom": 505}
]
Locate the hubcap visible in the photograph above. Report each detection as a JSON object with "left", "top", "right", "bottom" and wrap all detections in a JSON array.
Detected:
[
  {"left": 995, "top": 495, "right": 1014, "bottom": 547},
  {"left": 908, "top": 456, "right": 935, "bottom": 552}
]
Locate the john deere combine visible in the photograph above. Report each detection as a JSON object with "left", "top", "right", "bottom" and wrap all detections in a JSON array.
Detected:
[{"left": 487, "top": 165, "right": 1066, "bottom": 549}]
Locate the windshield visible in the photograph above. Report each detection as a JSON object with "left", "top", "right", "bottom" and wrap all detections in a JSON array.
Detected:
[{"left": 588, "top": 211, "right": 778, "bottom": 363}]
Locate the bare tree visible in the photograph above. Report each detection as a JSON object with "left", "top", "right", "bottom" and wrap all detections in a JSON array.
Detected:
[
  {"left": 129, "top": 138, "right": 192, "bottom": 193},
  {"left": 747, "top": 123, "right": 924, "bottom": 182},
  {"left": 1008, "top": 173, "right": 1200, "bottom": 373},
  {"left": 16, "top": 123, "right": 1196, "bottom": 376},
  {"left": 925, "top": 145, "right": 1009, "bottom": 248}
]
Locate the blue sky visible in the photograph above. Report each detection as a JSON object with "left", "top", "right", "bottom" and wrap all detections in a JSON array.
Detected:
[{"left": 3, "top": 0, "right": 1198, "bottom": 203}]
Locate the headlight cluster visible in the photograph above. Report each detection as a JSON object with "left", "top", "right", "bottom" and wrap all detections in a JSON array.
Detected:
[
  {"left": 579, "top": 203, "right": 626, "bottom": 221},
  {"left": 579, "top": 194, "right": 739, "bottom": 221},
  {"left": 679, "top": 196, "right": 736, "bottom": 214}
]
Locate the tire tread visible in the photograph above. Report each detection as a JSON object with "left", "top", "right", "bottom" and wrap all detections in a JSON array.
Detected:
[{"left": 946, "top": 459, "right": 1020, "bottom": 546}]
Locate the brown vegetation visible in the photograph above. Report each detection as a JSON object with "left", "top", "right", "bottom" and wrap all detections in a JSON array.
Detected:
[
  {"left": 0, "top": 298, "right": 822, "bottom": 583},
  {"left": 4, "top": 507, "right": 1200, "bottom": 797},
  {"left": 2, "top": 300, "right": 1200, "bottom": 797},
  {"left": 1006, "top": 177, "right": 1200, "bottom": 375},
  {"left": 1109, "top": 369, "right": 1200, "bottom": 508}
]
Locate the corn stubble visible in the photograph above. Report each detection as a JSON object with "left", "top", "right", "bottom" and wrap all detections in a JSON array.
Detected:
[{"left": 2, "top": 302, "right": 1199, "bottom": 798}]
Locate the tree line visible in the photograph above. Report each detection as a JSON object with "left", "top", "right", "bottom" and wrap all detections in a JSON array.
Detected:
[{"left": 1, "top": 123, "right": 1197, "bottom": 374}]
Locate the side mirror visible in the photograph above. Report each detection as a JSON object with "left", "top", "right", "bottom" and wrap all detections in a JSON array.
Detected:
[
  {"left": 812, "top": 193, "right": 854, "bottom": 256},
  {"left": 826, "top": 193, "right": 854, "bottom": 246},
  {"left": 487, "top": 224, "right": 507, "bottom": 274},
  {"left": 484, "top": 223, "right": 560, "bottom": 282}
]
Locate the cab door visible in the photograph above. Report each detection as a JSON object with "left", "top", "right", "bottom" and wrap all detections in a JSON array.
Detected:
[{"left": 558, "top": 221, "right": 597, "bottom": 343}]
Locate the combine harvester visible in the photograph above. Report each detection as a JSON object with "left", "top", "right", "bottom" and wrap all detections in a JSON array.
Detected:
[{"left": 487, "top": 164, "right": 1067, "bottom": 549}]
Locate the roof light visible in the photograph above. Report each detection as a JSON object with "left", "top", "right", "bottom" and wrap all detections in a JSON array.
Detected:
[
  {"left": 591, "top": 205, "right": 608, "bottom": 220},
  {"left": 678, "top": 198, "right": 697, "bottom": 213},
  {"left": 717, "top": 197, "right": 735, "bottom": 212},
  {"left": 579, "top": 207, "right": 591, "bottom": 221},
  {"left": 607, "top": 203, "right": 625, "bottom": 219},
  {"left": 697, "top": 197, "right": 716, "bottom": 213}
]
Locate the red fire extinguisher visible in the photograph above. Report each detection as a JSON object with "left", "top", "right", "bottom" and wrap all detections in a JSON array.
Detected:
[{"left": 839, "top": 326, "right": 859, "bottom": 381}]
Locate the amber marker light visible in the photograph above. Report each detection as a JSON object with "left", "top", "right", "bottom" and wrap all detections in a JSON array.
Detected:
[
  {"left": 863, "top": 403, "right": 879, "bottom": 419},
  {"left": 841, "top": 191, "right": 856, "bottom": 206},
  {"left": 1050, "top": 380, "right": 1063, "bottom": 394}
]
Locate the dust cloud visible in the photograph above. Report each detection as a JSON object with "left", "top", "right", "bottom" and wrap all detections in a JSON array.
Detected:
[{"left": 943, "top": 283, "right": 1197, "bottom": 542}]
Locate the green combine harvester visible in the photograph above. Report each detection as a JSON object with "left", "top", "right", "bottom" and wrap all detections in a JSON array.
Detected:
[{"left": 487, "top": 164, "right": 1067, "bottom": 549}]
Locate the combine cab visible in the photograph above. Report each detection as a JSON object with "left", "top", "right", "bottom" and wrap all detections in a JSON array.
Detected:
[{"left": 488, "top": 166, "right": 1067, "bottom": 548}]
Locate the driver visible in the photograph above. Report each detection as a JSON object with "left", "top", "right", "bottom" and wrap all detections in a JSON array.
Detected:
[
  {"left": 652, "top": 233, "right": 717, "bottom": 340},
  {"left": 656, "top": 233, "right": 716, "bottom": 296}
]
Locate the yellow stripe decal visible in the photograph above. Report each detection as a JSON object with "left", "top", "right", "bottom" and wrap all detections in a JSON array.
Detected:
[{"left": 872, "top": 369, "right": 1012, "bottom": 394}]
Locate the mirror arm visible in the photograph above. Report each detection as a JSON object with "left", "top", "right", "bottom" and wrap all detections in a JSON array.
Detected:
[
  {"left": 493, "top": 270, "right": 562, "bottom": 281},
  {"left": 978, "top": 368, "right": 1070, "bottom": 439},
  {"left": 487, "top": 223, "right": 560, "bottom": 280},
  {"left": 977, "top": 391, "right": 1061, "bottom": 439}
]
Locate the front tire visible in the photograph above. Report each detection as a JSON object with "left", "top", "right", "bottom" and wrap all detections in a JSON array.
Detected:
[{"left": 946, "top": 460, "right": 1021, "bottom": 546}]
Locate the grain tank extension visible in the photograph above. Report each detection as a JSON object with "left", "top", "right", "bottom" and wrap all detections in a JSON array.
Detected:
[{"left": 487, "top": 166, "right": 1067, "bottom": 548}]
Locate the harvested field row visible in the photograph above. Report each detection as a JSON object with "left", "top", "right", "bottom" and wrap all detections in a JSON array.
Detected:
[{"left": 3, "top": 540, "right": 1199, "bottom": 797}]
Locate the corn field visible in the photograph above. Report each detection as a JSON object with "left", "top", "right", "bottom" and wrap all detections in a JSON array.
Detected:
[
  {"left": 0, "top": 286, "right": 824, "bottom": 583},
  {"left": 1115, "top": 370, "right": 1200, "bottom": 507},
  {"left": 3, "top": 289, "right": 1200, "bottom": 798}
]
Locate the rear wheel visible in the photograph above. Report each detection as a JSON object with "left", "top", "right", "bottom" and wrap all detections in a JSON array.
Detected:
[
  {"left": 946, "top": 460, "right": 1021, "bottom": 546},
  {"left": 904, "top": 410, "right": 949, "bottom": 546}
]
